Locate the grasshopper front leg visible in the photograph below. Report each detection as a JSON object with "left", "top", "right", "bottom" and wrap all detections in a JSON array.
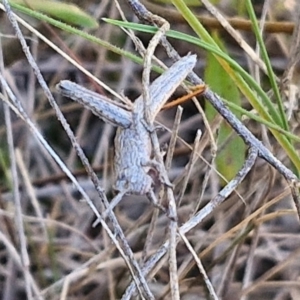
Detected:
[{"left": 57, "top": 80, "right": 132, "bottom": 128}]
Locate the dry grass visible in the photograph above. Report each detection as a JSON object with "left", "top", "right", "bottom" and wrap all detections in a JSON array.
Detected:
[{"left": 1, "top": 1, "right": 300, "bottom": 299}]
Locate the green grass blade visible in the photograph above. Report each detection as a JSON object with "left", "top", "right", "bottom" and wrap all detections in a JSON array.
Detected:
[
  {"left": 205, "top": 32, "right": 246, "bottom": 184},
  {"left": 6, "top": 0, "right": 98, "bottom": 28},
  {"left": 246, "top": 0, "right": 288, "bottom": 131}
]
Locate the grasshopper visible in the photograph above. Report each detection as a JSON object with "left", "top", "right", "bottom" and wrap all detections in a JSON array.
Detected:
[{"left": 57, "top": 54, "right": 198, "bottom": 212}]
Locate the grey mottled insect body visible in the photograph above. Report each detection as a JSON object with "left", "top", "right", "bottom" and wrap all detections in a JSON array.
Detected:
[{"left": 114, "top": 116, "right": 152, "bottom": 194}]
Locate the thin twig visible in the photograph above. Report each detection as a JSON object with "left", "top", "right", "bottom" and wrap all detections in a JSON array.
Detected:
[
  {"left": 15, "top": 149, "right": 49, "bottom": 239},
  {"left": 179, "top": 231, "right": 219, "bottom": 300},
  {"left": 201, "top": 0, "right": 269, "bottom": 77},
  {"left": 140, "top": 12, "right": 181, "bottom": 300},
  {"left": 3, "top": 93, "right": 34, "bottom": 300},
  {"left": 165, "top": 106, "right": 183, "bottom": 172},
  {"left": 177, "top": 129, "right": 202, "bottom": 206}
]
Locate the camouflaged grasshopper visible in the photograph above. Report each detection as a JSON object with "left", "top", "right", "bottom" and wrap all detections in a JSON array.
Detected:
[{"left": 56, "top": 54, "right": 197, "bottom": 210}]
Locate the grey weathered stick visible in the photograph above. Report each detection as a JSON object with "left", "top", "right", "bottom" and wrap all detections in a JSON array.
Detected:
[{"left": 139, "top": 15, "right": 181, "bottom": 300}]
